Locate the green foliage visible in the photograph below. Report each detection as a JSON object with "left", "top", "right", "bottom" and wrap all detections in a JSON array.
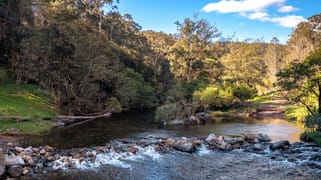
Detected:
[
  {"left": 0, "top": 82, "right": 56, "bottom": 135},
  {"left": 284, "top": 105, "right": 308, "bottom": 122},
  {"left": 277, "top": 47, "right": 321, "bottom": 115},
  {"left": 305, "top": 114, "right": 321, "bottom": 131},
  {"left": 193, "top": 84, "right": 235, "bottom": 110},
  {"left": 154, "top": 101, "right": 192, "bottom": 123},
  {"left": 193, "top": 84, "right": 256, "bottom": 110},
  {"left": 300, "top": 130, "right": 321, "bottom": 146},
  {"left": 0, "top": 68, "right": 8, "bottom": 84},
  {"left": 114, "top": 68, "right": 158, "bottom": 109},
  {"left": 155, "top": 103, "right": 180, "bottom": 122},
  {"left": 232, "top": 84, "right": 257, "bottom": 101},
  {"left": 221, "top": 42, "right": 267, "bottom": 87},
  {"left": 0, "top": 119, "right": 53, "bottom": 135},
  {"left": 0, "top": 83, "right": 56, "bottom": 117},
  {"left": 167, "top": 80, "right": 208, "bottom": 102},
  {"left": 105, "top": 97, "right": 122, "bottom": 113}
]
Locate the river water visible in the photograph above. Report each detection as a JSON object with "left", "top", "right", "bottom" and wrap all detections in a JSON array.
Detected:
[
  {"left": 23, "top": 111, "right": 321, "bottom": 180},
  {"left": 23, "top": 111, "right": 303, "bottom": 148}
]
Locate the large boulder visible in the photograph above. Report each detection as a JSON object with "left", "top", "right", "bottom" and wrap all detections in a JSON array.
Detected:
[
  {"left": 171, "top": 139, "right": 196, "bottom": 153},
  {"left": 7, "top": 165, "right": 23, "bottom": 177},
  {"left": 4, "top": 154, "right": 24, "bottom": 166},
  {"left": 270, "top": 140, "right": 290, "bottom": 150},
  {"left": 257, "top": 133, "right": 271, "bottom": 142}
]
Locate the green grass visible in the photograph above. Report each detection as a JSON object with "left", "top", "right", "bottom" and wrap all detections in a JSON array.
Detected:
[
  {"left": 228, "top": 94, "right": 271, "bottom": 113},
  {"left": 0, "top": 82, "right": 58, "bottom": 135},
  {"left": 284, "top": 104, "right": 307, "bottom": 122},
  {"left": 0, "top": 119, "right": 53, "bottom": 135}
]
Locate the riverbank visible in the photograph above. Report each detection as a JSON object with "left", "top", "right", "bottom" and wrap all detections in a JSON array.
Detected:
[
  {"left": 1, "top": 133, "right": 320, "bottom": 179},
  {"left": 0, "top": 83, "right": 57, "bottom": 136}
]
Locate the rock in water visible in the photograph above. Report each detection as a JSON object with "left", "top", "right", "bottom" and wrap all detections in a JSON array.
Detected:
[
  {"left": 15, "top": 147, "right": 24, "bottom": 153},
  {"left": 8, "top": 165, "right": 23, "bottom": 177},
  {"left": 167, "top": 119, "right": 185, "bottom": 126},
  {"left": 0, "top": 165, "right": 5, "bottom": 176},
  {"left": 270, "top": 140, "right": 290, "bottom": 150},
  {"left": 242, "top": 134, "right": 258, "bottom": 142},
  {"left": 253, "top": 144, "right": 264, "bottom": 151},
  {"left": 205, "top": 134, "right": 216, "bottom": 142},
  {"left": 4, "top": 154, "right": 25, "bottom": 165},
  {"left": 257, "top": 133, "right": 271, "bottom": 142},
  {"left": 171, "top": 139, "right": 196, "bottom": 153},
  {"left": 188, "top": 115, "right": 200, "bottom": 125}
]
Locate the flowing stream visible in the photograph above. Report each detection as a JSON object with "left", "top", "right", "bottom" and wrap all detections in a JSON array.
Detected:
[
  {"left": 23, "top": 111, "right": 303, "bottom": 148},
  {"left": 21, "top": 111, "right": 321, "bottom": 180}
]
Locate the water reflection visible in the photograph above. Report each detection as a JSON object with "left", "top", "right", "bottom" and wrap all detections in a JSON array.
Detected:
[{"left": 22, "top": 111, "right": 304, "bottom": 148}]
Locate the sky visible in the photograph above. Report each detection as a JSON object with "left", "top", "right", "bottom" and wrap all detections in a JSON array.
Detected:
[{"left": 116, "top": 0, "right": 321, "bottom": 44}]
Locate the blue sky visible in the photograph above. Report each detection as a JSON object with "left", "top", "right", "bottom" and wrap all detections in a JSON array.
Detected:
[{"left": 117, "top": 0, "right": 321, "bottom": 44}]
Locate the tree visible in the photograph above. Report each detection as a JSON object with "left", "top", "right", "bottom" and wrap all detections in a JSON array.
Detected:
[
  {"left": 277, "top": 47, "right": 321, "bottom": 115},
  {"left": 264, "top": 37, "right": 286, "bottom": 84},
  {"left": 286, "top": 13, "right": 321, "bottom": 64},
  {"left": 0, "top": 0, "right": 33, "bottom": 66},
  {"left": 169, "top": 17, "right": 221, "bottom": 82},
  {"left": 221, "top": 41, "right": 267, "bottom": 87}
]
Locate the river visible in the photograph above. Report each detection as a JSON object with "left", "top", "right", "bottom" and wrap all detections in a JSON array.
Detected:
[
  {"left": 20, "top": 111, "right": 321, "bottom": 180},
  {"left": 23, "top": 111, "right": 303, "bottom": 148}
]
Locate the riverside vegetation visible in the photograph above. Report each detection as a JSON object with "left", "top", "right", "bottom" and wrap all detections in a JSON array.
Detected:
[{"left": 1, "top": 0, "right": 321, "bottom": 178}]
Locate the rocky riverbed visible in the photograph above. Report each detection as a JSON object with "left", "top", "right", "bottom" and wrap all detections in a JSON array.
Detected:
[{"left": 1, "top": 133, "right": 321, "bottom": 179}]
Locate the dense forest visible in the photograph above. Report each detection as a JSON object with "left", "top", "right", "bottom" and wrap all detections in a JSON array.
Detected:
[{"left": 1, "top": 1, "right": 321, "bottom": 139}]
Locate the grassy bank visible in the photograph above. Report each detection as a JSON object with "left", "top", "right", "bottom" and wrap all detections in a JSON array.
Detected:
[
  {"left": 283, "top": 102, "right": 321, "bottom": 146},
  {"left": 0, "top": 82, "right": 57, "bottom": 135}
]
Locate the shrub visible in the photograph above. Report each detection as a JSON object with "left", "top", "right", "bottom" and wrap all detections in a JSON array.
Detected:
[
  {"left": 232, "top": 84, "right": 257, "bottom": 101},
  {"left": 167, "top": 80, "right": 208, "bottom": 102},
  {"left": 193, "top": 84, "right": 235, "bottom": 110},
  {"left": 305, "top": 114, "right": 321, "bottom": 131},
  {"left": 105, "top": 97, "right": 122, "bottom": 113},
  {"left": 155, "top": 103, "right": 182, "bottom": 122},
  {"left": 300, "top": 130, "right": 321, "bottom": 146}
]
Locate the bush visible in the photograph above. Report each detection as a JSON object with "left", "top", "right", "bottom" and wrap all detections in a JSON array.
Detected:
[
  {"left": 167, "top": 80, "right": 208, "bottom": 102},
  {"left": 300, "top": 130, "right": 321, "bottom": 146},
  {"left": 193, "top": 84, "right": 235, "bottom": 110},
  {"left": 232, "top": 84, "right": 257, "bottom": 101},
  {"left": 305, "top": 114, "right": 321, "bottom": 131},
  {"left": 154, "top": 101, "right": 193, "bottom": 123},
  {"left": 155, "top": 103, "right": 182, "bottom": 122},
  {"left": 0, "top": 68, "right": 8, "bottom": 84},
  {"left": 105, "top": 97, "right": 122, "bottom": 113}
]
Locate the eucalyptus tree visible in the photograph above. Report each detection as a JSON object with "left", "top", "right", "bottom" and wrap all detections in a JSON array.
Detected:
[
  {"left": 221, "top": 40, "right": 267, "bottom": 87},
  {"left": 286, "top": 13, "right": 321, "bottom": 64},
  {"left": 264, "top": 37, "right": 286, "bottom": 84},
  {"left": 277, "top": 47, "right": 321, "bottom": 115},
  {"left": 169, "top": 17, "right": 221, "bottom": 82}
]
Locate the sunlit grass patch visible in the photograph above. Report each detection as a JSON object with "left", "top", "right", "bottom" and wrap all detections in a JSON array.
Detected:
[
  {"left": 285, "top": 105, "right": 308, "bottom": 122},
  {"left": 0, "top": 83, "right": 57, "bottom": 135},
  {"left": 0, "top": 118, "right": 53, "bottom": 135}
]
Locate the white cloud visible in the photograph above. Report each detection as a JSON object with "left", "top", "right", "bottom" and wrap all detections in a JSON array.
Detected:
[
  {"left": 268, "top": 15, "right": 306, "bottom": 28},
  {"left": 202, "top": 0, "right": 286, "bottom": 13},
  {"left": 278, "top": 5, "right": 299, "bottom": 12},
  {"left": 202, "top": 0, "right": 305, "bottom": 28},
  {"left": 247, "top": 12, "right": 269, "bottom": 20}
]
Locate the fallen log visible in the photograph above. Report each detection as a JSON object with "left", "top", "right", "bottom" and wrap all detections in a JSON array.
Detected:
[
  {"left": 55, "top": 112, "right": 111, "bottom": 127},
  {"left": 0, "top": 116, "right": 30, "bottom": 122}
]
